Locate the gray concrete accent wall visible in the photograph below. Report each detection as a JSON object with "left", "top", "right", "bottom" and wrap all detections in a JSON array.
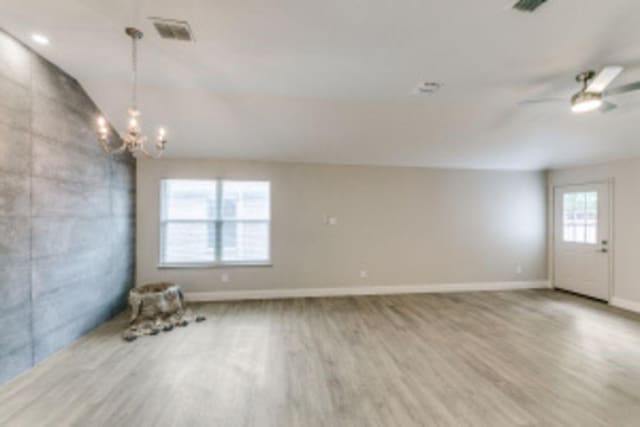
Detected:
[{"left": 0, "top": 30, "right": 135, "bottom": 384}]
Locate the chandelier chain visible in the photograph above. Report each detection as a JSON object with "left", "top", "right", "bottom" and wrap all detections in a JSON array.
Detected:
[{"left": 131, "top": 33, "right": 138, "bottom": 109}]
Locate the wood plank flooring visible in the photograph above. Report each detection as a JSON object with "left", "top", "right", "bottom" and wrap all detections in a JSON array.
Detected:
[{"left": 1, "top": 289, "right": 640, "bottom": 426}]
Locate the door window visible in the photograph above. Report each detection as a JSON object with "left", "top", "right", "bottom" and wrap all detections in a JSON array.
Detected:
[{"left": 562, "top": 192, "right": 597, "bottom": 244}]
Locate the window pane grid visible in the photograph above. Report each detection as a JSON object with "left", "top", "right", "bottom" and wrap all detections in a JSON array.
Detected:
[
  {"left": 222, "top": 181, "right": 270, "bottom": 220},
  {"left": 161, "top": 221, "right": 216, "bottom": 264},
  {"left": 562, "top": 191, "right": 597, "bottom": 245},
  {"left": 221, "top": 220, "right": 270, "bottom": 262},
  {"left": 162, "top": 180, "right": 218, "bottom": 220},
  {"left": 160, "top": 179, "right": 270, "bottom": 265}
]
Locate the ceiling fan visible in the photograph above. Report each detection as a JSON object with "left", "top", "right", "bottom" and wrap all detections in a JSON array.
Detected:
[{"left": 519, "top": 66, "right": 640, "bottom": 113}]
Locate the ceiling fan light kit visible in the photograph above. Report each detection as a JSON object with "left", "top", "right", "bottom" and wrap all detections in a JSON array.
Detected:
[{"left": 571, "top": 92, "right": 603, "bottom": 113}]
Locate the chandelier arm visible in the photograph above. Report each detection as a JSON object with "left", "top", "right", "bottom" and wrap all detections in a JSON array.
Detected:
[
  {"left": 151, "top": 147, "right": 165, "bottom": 159},
  {"left": 141, "top": 144, "right": 165, "bottom": 159},
  {"left": 138, "top": 146, "right": 155, "bottom": 159},
  {"left": 98, "top": 136, "right": 127, "bottom": 155},
  {"left": 112, "top": 143, "right": 128, "bottom": 154},
  {"left": 98, "top": 138, "right": 110, "bottom": 153}
]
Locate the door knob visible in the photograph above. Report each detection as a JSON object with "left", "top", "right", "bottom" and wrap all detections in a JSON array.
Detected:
[{"left": 598, "top": 248, "right": 608, "bottom": 253}]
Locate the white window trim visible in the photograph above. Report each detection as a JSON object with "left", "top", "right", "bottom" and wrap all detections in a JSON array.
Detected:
[{"left": 158, "top": 178, "right": 272, "bottom": 268}]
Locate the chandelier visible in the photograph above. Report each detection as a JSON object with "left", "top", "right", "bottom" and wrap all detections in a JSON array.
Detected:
[{"left": 97, "top": 27, "right": 167, "bottom": 158}]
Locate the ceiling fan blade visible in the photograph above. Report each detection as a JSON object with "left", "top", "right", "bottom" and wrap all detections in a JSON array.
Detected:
[
  {"left": 517, "top": 97, "right": 565, "bottom": 106},
  {"left": 600, "top": 101, "right": 617, "bottom": 113},
  {"left": 586, "top": 66, "right": 623, "bottom": 93},
  {"left": 604, "top": 81, "right": 640, "bottom": 97}
]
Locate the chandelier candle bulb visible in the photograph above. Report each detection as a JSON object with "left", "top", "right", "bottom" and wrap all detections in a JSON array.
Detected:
[{"left": 97, "top": 119, "right": 108, "bottom": 137}]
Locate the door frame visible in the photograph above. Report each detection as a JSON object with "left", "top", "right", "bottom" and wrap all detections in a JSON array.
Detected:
[{"left": 550, "top": 179, "right": 615, "bottom": 301}]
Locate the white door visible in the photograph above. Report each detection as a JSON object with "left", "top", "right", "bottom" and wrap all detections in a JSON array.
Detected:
[{"left": 553, "top": 183, "right": 611, "bottom": 300}]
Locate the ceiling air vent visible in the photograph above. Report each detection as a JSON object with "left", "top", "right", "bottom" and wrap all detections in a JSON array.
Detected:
[
  {"left": 512, "top": 0, "right": 548, "bottom": 12},
  {"left": 149, "top": 17, "right": 194, "bottom": 41},
  {"left": 412, "top": 81, "right": 443, "bottom": 95}
]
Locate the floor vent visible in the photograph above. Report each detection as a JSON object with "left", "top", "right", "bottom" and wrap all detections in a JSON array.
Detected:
[
  {"left": 513, "top": 0, "right": 548, "bottom": 12},
  {"left": 149, "top": 18, "right": 194, "bottom": 41}
]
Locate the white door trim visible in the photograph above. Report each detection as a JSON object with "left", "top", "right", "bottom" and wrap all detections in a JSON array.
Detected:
[{"left": 550, "top": 179, "right": 615, "bottom": 301}]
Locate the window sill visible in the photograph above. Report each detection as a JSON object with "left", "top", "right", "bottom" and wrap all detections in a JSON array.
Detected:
[{"left": 157, "top": 262, "right": 273, "bottom": 269}]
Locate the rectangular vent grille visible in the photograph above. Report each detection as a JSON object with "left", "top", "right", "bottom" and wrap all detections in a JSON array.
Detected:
[
  {"left": 513, "top": 0, "right": 548, "bottom": 12},
  {"left": 149, "top": 17, "right": 194, "bottom": 41}
]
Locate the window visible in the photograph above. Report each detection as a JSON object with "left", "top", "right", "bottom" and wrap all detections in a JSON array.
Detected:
[
  {"left": 160, "top": 179, "right": 270, "bottom": 266},
  {"left": 562, "top": 191, "right": 597, "bottom": 244}
]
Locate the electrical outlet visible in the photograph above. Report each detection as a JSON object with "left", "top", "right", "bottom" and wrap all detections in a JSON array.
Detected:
[
  {"left": 323, "top": 214, "right": 338, "bottom": 225},
  {"left": 515, "top": 265, "right": 523, "bottom": 275},
  {"left": 221, "top": 272, "right": 230, "bottom": 283},
  {"left": 360, "top": 270, "right": 368, "bottom": 279}
]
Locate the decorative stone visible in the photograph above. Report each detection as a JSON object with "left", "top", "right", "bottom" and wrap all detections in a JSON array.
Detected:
[{"left": 122, "top": 282, "right": 204, "bottom": 341}]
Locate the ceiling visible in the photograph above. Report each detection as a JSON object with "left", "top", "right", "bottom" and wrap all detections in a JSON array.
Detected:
[{"left": 3, "top": 0, "right": 640, "bottom": 170}]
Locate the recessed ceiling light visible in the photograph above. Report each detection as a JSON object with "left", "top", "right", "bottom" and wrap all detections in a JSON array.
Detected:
[{"left": 31, "top": 34, "right": 50, "bottom": 45}]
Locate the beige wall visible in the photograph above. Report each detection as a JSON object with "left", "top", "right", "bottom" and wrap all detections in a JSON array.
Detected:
[
  {"left": 137, "top": 159, "right": 547, "bottom": 293},
  {"left": 549, "top": 158, "right": 640, "bottom": 306}
]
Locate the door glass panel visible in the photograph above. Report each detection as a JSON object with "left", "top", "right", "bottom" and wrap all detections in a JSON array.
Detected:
[{"left": 562, "top": 191, "right": 598, "bottom": 244}]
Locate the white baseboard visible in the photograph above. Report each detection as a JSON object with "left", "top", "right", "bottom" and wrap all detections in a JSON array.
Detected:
[
  {"left": 610, "top": 297, "right": 640, "bottom": 314},
  {"left": 185, "top": 280, "right": 551, "bottom": 302}
]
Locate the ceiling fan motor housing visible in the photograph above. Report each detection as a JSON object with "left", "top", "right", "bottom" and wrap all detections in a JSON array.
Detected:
[
  {"left": 572, "top": 91, "right": 602, "bottom": 105},
  {"left": 576, "top": 70, "right": 596, "bottom": 85}
]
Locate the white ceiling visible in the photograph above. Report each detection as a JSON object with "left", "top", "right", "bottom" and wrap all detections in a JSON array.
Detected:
[{"left": 3, "top": 0, "right": 640, "bottom": 170}]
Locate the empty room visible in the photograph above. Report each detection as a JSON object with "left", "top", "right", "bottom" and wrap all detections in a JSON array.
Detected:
[{"left": 1, "top": 0, "right": 640, "bottom": 426}]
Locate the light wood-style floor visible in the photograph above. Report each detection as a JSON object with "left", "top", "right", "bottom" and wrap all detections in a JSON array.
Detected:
[{"left": 1, "top": 290, "right": 640, "bottom": 427}]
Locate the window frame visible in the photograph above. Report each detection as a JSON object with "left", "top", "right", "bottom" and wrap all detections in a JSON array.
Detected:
[{"left": 158, "top": 178, "right": 272, "bottom": 268}]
